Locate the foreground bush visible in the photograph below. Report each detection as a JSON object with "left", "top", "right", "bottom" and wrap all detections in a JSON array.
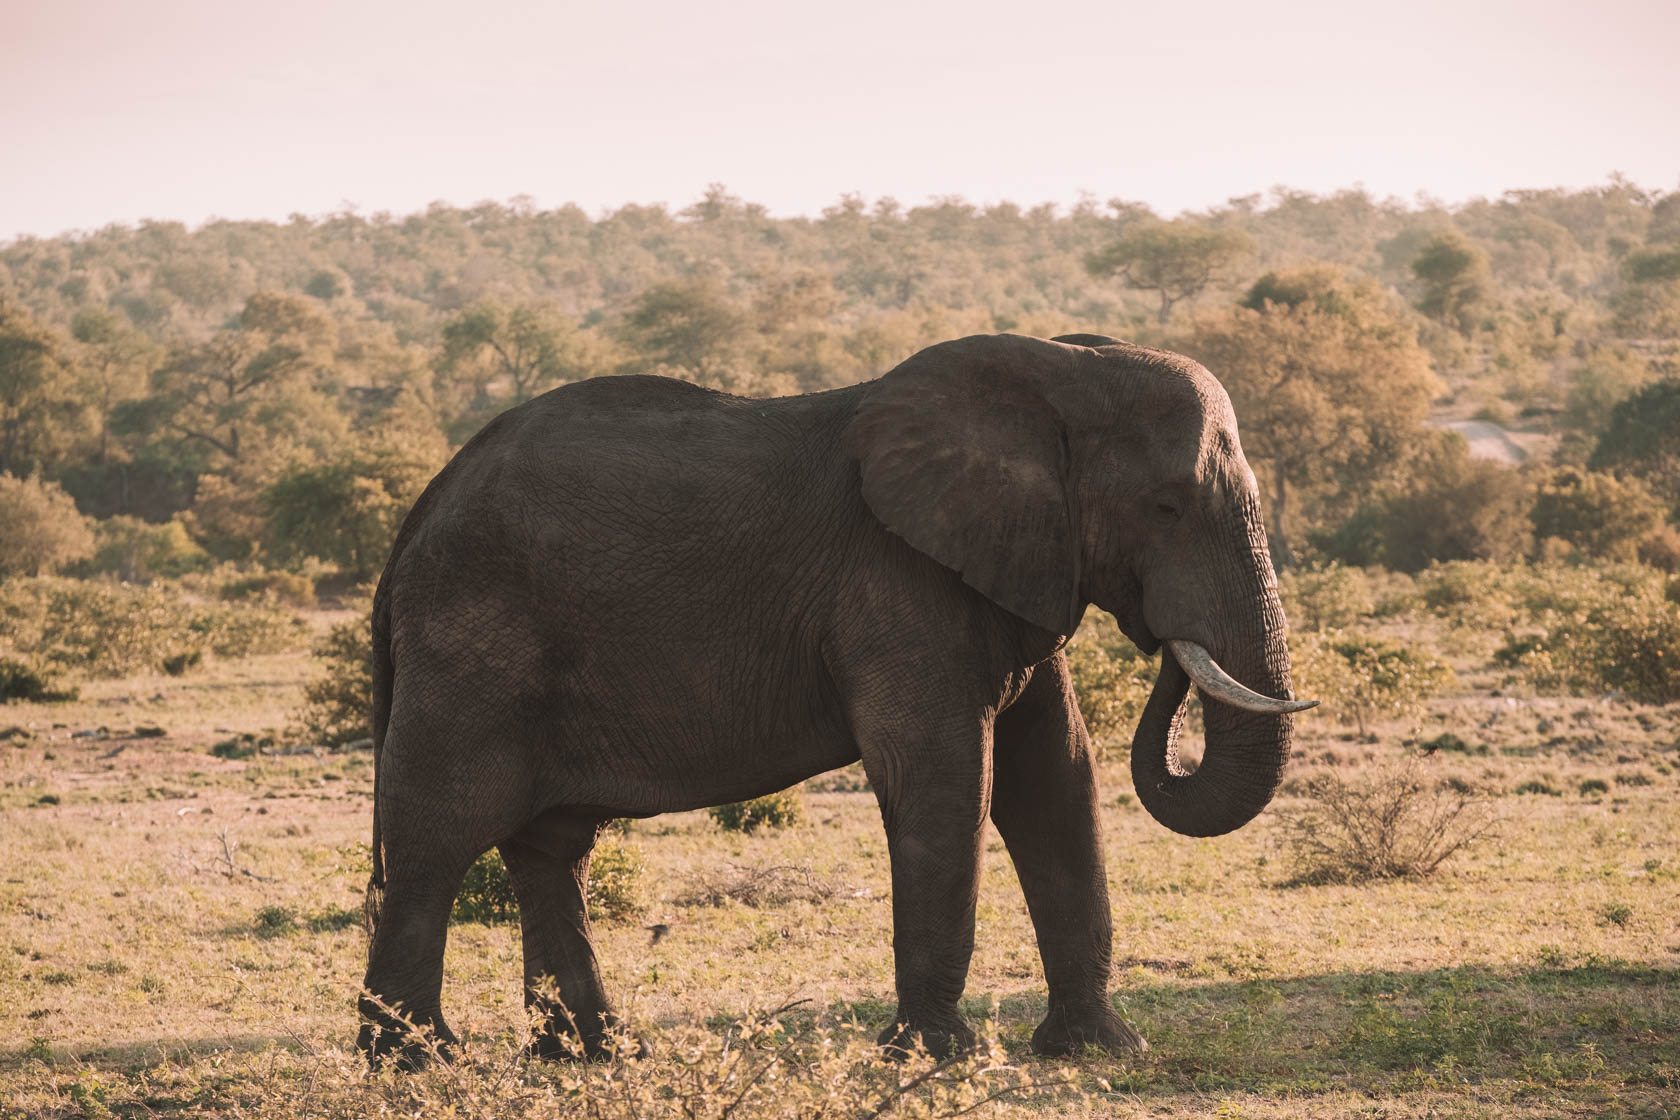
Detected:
[{"left": 1278, "top": 758, "right": 1497, "bottom": 884}]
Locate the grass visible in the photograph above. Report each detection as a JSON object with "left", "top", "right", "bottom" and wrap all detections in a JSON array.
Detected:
[{"left": 2, "top": 603, "right": 1679, "bottom": 1117}]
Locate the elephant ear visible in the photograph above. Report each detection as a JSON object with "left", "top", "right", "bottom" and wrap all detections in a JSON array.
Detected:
[{"left": 846, "top": 334, "right": 1082, "bottom": 634}]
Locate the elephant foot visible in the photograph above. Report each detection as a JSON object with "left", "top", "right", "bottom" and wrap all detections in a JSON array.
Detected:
[
  {"left": 527, "top": 1014, "right": 651, "bottom": 1063},
  {"left": 877, "top": 1017, "right": 976, "bottom": 1061},
  {"left": 1030, "top": 1001, "right": 1147, "bottom": 1057},
  {"left": 356, "top": 996, "right": 460, "bottom": 1070}
]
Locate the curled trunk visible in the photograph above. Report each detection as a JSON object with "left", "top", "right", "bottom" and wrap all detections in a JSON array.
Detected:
[{"left": 1130, "top": 602, "right": 1296, "bottom": 837}]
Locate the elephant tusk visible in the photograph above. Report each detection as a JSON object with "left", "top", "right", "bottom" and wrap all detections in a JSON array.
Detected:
[{"left": 1166, "top": 640, "right": 1319, "bottom": 714}]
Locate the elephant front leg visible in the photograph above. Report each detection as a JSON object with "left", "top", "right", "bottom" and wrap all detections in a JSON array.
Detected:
[
  {"left": 990, "top": 653, "right": 1146, "bottom": 1056},
  {"left": 860, "top": 722, "right": 991, "bottom": 1059}
]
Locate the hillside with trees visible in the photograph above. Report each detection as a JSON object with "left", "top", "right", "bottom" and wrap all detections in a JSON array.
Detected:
[{"left": 2, "top": 178, "right": 1678, "bottom": 579}]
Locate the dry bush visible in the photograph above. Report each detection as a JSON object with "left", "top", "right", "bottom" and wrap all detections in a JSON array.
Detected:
[
  {"left": 282, "top": 994, "right": 1081, "bottom": 1120},
  {"left": 674, "top": 862, "right": 844, "bottom": 909},
  {"left": 1277, "top": 757, "right": 1497, "bottom": 885}
]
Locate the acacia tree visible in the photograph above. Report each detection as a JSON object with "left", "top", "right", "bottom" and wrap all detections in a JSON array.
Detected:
[
  {"left": 438, "top": 299, "right": 586, "bottom": 408},
  {"left": 1085, "top": 218, "right": 1253, "bottom": 325},
  {"left": 1179, "top": 266, "right": 1441, "bottom": 565},
  {"left": 137, "top": 291, "right": 339, "bottom": 468}
]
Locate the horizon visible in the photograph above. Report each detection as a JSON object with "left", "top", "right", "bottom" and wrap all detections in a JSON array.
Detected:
[
  {"left": 6, "top": 0, "right": 1679, "bottom": 243},
  {"left": 4, "top": 173, "right": 1676, "bottom": 245}
]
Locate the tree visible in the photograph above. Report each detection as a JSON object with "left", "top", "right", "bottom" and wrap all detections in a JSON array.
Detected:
[
  {"left": 617, "top": 276, "right": 749, "bottom": 373},
  {"left": 1410, "top": 231, "right": 1491, "bottom": 333},
  {"left": 0, "top": 474, "right": 95, "bottom": 575},
  {"left": 438, "top": 299, "right": 586, "bottom": 408},
  {"left": 1533, "top": 468, "right": 1666, "bottom": 562},
  {"left": 1085, "top": 219, "right": 1252, "bottom": 324},
  {"left": 136, "top": 291, "right": 340, "bottom": 468},
  {"left": 1180, "top": 266, "right": 1441, "bottom": 564},
  {"left": 261, "top": 431, "right": 445, "bottom": 576},
  {"left": 0, "top": 298, "right": 73, "bottom": 476},
  {"left": 1591, "top": 379, "right": 1680, "bottom": 519},
  {"left": 70, "top": 308, "right": 155, "bottom": 466},
  {"left": 1611, "top": 245, "right": 1680, "bottom": 336},
  {"left": 1323, "top": 431, "right": 1533, "bottom": 571}
]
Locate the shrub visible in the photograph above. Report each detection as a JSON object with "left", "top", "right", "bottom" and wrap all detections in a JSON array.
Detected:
[
  {"left": 1420, "top": 732, "right": 1484, "bottom": 755},
  {"left": 1579, "top": 778, "right": 1610, "bottom": 796},
  {"left": 1064, "top": 612, "right": 1157, "bottom": 757},
  {"left": 253, "top": 906, "right": 298, "bottom": 937},
  {"left": 1514, "top": 779, "right": 1561, "bottom": 797},
  {"left": 1496, "top": 585, "right": 1680, "bottom": 702},
  {"left": 219, "top": 569, "right": 316, "bottom": 607},
  {"left": 1278, "top": 758, "right": 1497, "bottom": 884},
  {"left": 709, "top": 790, "right": 804, "bottom": 834},
  {"left": 0, "top": 577, "right": 305, "bottom": 679},
  {"left": 0, "top": 657, "right": 77, "bottom": 703},
  {"left": 0, "top": 474, "right": 95, "bottom": 576},
  {"left": 1279, "top": 563, "right": 1374, "bottom": 631},
  {"left": 292, "top": 617, "right": 372, "bottom": 747},
  {"left": 588, "top": 837, "right": 645, "bottom": 922},
  {"left": 453, "top": 850, "right": 518, "bottom": 924},
  {"left": 1531, "top": 468, "right": 1664, "bottom": 563},
  {"left": 81, "top": 516, "right": 209, "bottom": 582},
  {"left": 1292, "top": 631, "right": 1454, "bottom": 737}
]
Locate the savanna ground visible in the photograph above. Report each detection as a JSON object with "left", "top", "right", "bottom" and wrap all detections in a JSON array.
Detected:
[{"left": 2, "top": 599, "right": 1678, "bottom": 1119}]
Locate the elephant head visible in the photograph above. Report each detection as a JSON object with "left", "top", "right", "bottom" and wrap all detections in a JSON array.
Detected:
[{"left": 847, "top": 333, "right": 1314, "bottom": 838}]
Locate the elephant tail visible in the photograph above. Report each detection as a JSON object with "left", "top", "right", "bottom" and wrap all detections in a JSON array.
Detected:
[{"left": 362, "top": 578, "right": 394, "bottom": 942}]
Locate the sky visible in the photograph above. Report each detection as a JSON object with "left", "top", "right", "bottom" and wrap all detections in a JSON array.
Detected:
[{"left": 4, "top": 0, "right": 1678, "bottom": 239}]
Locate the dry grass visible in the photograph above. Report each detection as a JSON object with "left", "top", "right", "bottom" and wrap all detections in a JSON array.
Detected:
[{"left": 3, "top": 601, "right": 1680, "bottom": 1118}]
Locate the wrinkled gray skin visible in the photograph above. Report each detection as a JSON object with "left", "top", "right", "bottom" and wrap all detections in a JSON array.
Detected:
[{"left": 356, "top": 332, "right": 1298, "bottom": 1067}]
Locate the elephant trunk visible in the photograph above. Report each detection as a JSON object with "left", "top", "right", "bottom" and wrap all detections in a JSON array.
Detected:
[{"left": 1130, "top": 587, "right": 1296, "bottom": 838}]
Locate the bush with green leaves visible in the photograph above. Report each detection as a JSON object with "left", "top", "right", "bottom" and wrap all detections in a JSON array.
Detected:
[
  {"left": 1496, "top": 586, "right": 1680, "bottom": 702},
  {"left": 0, "top": 576, "right": 304, "bottom": 680},
  {"left": 708, "top": 790, "right": 804, "bottom": 834},
  {"left": 452, "top": 850, "right": 519, "bottom": 924},
  {"left": 0, "top": 657, "right": 77, "bottom": 703},
  {"left": 587, "top": 837, "right": 645, "bottom": 921},
  {"left": 1291, "top": 630, "right": 1454, "bottom": 738},
  {"left": 79, "top": 516, "right": 209, "bottom": 582},
  {"left": 292, "top": 617, "right": 373, "bottom": 747},
  {"left": 0, "top": 475, "right": 95, "bottom": 577},
  {"left": 1279, "top": 563, "right": 1375, "bottom": 631},
  {"left": 1063, "top": 611, "right": 1157, "bottom": 757}
]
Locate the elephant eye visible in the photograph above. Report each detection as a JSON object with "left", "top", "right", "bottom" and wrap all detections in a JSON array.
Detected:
[{"left": 1155, "top": 501, "right": 1181, "bottom": 519}]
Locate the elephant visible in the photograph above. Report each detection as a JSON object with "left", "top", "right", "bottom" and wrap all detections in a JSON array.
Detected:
[{"left": 355, "top": 331, "right": 1314, "bottom": 1067}]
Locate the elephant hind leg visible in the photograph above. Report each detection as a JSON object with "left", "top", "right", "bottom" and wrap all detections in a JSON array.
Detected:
[
  {"left": 357, "top": 835, "right": 477, "bottom": 1068},
  {"left": 500, "top": 811, "right": 636, "bottom": 1060}
]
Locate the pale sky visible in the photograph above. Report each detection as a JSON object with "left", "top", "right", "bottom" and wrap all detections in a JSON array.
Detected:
[{"left": 4, "top": 0, "right": 1678, "bottom": 239}]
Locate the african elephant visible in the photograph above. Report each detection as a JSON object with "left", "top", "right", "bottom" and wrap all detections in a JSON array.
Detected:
[{"left": 355, "top": 332, "right": 1314, "bottom": 1066}]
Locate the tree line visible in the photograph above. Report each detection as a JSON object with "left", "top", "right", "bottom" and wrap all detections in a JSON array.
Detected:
[{"left": 2, "top": 178, "right": 1678, "bottom": 580}]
